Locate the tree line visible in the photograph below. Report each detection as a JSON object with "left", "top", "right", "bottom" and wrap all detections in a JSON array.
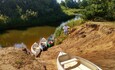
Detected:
[
  {"left": 81, "top": 0, "right": 115, "bottom": 21},
  {"left": 0, "top": 0, "right": 74, "bottom": 30},
  {"left": 60, "top": 0, "right": 115, "bottom": 21},
  {"left": 0, "top": 0, "right": 115, "bottom": 30}
]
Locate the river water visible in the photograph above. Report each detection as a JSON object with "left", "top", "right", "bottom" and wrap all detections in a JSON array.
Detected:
[
  {"left": 0, "top": 26, "right": 56, "bottom": 48},
  {"left": 0, "top": 14, "right": 80, "bottom": 49}
]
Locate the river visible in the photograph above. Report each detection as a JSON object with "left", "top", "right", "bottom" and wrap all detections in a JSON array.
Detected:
[
  {"left": 0, "top": 26, "right": 56, "bottom": 48},
  {"left": 0, "top": 14, "right": 80, "bottom": 49}
]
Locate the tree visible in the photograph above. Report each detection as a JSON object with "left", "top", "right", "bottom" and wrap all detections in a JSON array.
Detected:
[
  {"left": 81, "top": 0, "right": 115, "bottom": 21},
  {"left": 105, "top": 0, "right": 115, "bottom": 20},
  {"left": 65, "top": 0, "right": 77, "bottom": 8},
  {"left": 60, "top": 1, "right": 66, "bottom": 7},
  {"left": 79, "top": 0, "right": 88, "bottom": 8}
]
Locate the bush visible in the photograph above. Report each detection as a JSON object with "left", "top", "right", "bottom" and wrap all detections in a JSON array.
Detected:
[
  {"left": 67, "top": 19, "right": 84, "bottom": 27},
  {"left": 93, "top": 17, "right": 105, "bottom": 22},
  {"left": 0, "top": 15, "right": 9, "bottom": 24},
  {"left": 54, "top": 26, "right": 63, "bottom": 38},
  {"left": 81, "top": 0, "right": 115, "bottom": 21}
]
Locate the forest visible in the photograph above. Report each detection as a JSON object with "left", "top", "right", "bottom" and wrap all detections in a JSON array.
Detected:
[{"left": 0, "top": 0, "right": 115, "bottom": 30}]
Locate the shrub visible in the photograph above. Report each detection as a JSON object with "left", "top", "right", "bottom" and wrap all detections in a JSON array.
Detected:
[
  {"left": 0, "top": 14, "right": 9, "bottom": 24},
  {"left": 67, "top": 19, "right": 84, "bottom": 27},
  {"left": 81, "top": 0, "right": 115, "bottom": 21}
]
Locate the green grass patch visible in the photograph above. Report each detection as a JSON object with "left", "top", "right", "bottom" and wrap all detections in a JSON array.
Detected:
[
  {"left": 61, "top": 6, "right": 81, "bottom": 16},
  {"left": 67, "top": 19, "right": 84, "bottom": 27}
]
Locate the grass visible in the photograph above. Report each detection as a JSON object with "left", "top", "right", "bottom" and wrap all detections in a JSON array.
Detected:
[
  {"left": 54, "top": 19, "right": 85, "bottom": 45},
  {"left": 67, "top": 19, "right": 84, "bottom": 27},
  {"left": 61, "top": 6, "right": 81, "bottom": 16}
]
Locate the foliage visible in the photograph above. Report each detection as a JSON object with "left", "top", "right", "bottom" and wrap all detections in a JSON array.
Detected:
[
  {"left": 65, "top": 0, "right": 77, "bottom": 8},
  {"left": 61, "top": 6, "right": 81, "bottom": 16},
  {"left": 79, "top": 0, "right": 88, "bottom": 8},
  {"left": 67, "top": 19, "right": 84, "bottom": 27},
  {"left": 21, "top": 9, "right": 37, "bottom": 20},
  {"left": 0, "top": 14, "right": 9, "bottom": 24},
  {"left": 0, "top": 0, "right": 75, "bottom": 30},
  {"left": 60, "top": 0, "right": 79, "bottom": 8},
  {"left": 54, "top": 26, "right": 62, "bottom": 38},
  {"left": 81, "top": 0, "right": 115, "bottom": 21},
  {"left": 60, "top": 1, "right": 66, "bottom": 7}
]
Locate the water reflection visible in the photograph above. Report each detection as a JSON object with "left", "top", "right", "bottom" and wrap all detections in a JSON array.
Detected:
[{"left": 0, "top": 26, "right": 56, "bottom": 49}]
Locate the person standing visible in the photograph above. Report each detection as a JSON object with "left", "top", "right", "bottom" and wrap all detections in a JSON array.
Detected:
[{"left": 63, "top": 25, "right": 70, "bottom": 35}]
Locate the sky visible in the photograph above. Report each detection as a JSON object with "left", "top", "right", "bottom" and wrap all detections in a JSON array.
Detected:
[
  {"left": 57, "top": 0, "right": 64, "bottom": 3},
  {"left": 57, "top": 0, "right": 79, "bottom": 3}
]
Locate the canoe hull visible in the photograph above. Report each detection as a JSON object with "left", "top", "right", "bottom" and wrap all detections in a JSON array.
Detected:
[
  {"left": 31, "top": 42, "right": 40, "bottom": 56},
  {"left": 39, "top": 37, "right": 47, "bottom": 51},
  {"left": 57, "top": 52, "right": 102, "bottom": 70}
]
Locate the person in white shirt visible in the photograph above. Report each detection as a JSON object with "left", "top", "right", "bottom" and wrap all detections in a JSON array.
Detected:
[{"left": 63, "top": 25, "right": 70, "bottom": 35}]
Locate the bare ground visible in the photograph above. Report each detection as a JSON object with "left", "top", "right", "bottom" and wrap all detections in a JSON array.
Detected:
[
  {"left": 0, "top": 21, "right": 115, "bottom": 70},
  {"left": 0, "top": 47, "right": 45, "bottom": 70},
  {"left": 39, "top": 22, "right": 115, "bottom": 70}
]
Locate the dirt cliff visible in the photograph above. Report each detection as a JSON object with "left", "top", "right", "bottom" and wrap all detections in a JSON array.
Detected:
[
  {"left": 0, "top": 21, "right": 115, "bottom": 70},
  {"left": 0, "top": 47, "right": 45, "bottom": 70},
  {"left": 39, "top": 22, "right": 115, "bottom": 70}
]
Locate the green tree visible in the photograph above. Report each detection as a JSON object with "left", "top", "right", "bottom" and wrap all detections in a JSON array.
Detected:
[
  {"left": 0, "top": 0, "right": 73, "bottom": 30},
  {"left": 81, "top": 0, "right": 115, "bottom": 21},
  {"left": 65, "top": 0, "right": 77, "bottom": 8},
  {"left": 79, "top": 0, "right": 88, "bottom": 8},
  {"left": 60, "top": 1, "right": 66, "bottom": 7},
  {"left": 105, "top": 0, "right": 115, "bottom": 20}
]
